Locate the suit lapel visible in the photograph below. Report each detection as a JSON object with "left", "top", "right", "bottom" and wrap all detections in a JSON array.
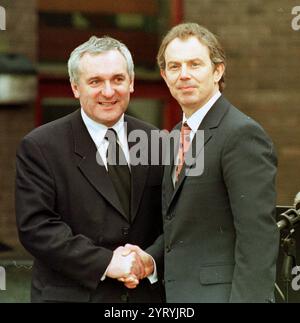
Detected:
[
  {"left": 71, "top": 110, "right": 128, "bottom": 220},
  {"left": 125, "top": 116, "right": 150, "bottom": 222},
  {"left": 163, "top": 123, "right": 180, "bottom": 208},
  {"left": 173, "top": 128, "right": 212, "bottom": 194},
  {"left": 166, "top": 95, "right": 231, "bottom": 211}
]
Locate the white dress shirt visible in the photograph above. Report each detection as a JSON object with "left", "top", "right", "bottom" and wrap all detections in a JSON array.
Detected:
[
  {"left": 172, "top": 91, "right": 221, "bottom": 186},
  {"left": 81, "top": 109, "right": 130, "bottom": 170}
]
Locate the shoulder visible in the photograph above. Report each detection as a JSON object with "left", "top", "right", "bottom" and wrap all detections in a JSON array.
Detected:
[
  {"left": 22, "top": 110, "right": 78, "bottom": 145},
  {"left": 222, "top": 100, "right": 269, "bottom": 138},
  {"left": 219, "top": 101, "right": 276, "bottom": 161}
]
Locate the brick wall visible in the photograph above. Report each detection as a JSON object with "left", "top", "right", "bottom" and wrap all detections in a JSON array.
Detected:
[
  {"left": 185, "top": 0, "right": 300, "bottom": 205},
  {"left": 0, "top": 0, "right": 36, "bottom": 255}
]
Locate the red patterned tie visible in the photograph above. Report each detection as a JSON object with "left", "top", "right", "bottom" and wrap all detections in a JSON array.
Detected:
[{"left": 175, "top": 122, "right": 192, "bottom": 182}]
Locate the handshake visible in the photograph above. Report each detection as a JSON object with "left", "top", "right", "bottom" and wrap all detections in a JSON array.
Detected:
[{"left": 106, "top": 244, "right": 154, "bottom": 289}]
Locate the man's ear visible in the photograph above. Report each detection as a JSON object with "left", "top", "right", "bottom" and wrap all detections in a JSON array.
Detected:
[
  {"left": 130, "top": 74, "right": 134, "bottom": 93},
  {"left": 214, "top": 63, "right": 225, "bottom": 83},
  {"left": 160, "top": 69, "right": 167, "bottom": 83},
  {"left": 71, "top": 82, "right": 80, "bottom": 99}
]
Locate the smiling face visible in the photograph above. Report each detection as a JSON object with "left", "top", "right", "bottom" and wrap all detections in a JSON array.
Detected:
[
  {"left": 161, "top": 36, "right": 224, "bottom": 117},
  {"left": 71, "top": 50, "right": 134, "bottom": 127}
]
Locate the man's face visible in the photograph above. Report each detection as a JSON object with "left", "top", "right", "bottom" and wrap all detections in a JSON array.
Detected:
[
  {"left": 161, "top": 36, "right": 224, "bottom": 116},
  {"left": 71, "top": 50, "right": 134, "bottom": 127}
]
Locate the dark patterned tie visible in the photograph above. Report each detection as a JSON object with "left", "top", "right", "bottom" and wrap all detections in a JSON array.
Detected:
[
  {"left": 175, "top": 122, "right": 192, "bottom": 182},
  {"left": 105, "top": 128, "right": 131, "bottom": 221}
]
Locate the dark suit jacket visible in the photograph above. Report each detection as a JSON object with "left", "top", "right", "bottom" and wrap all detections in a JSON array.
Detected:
[
  {"left": 15, "top": 110, "right": 164, "bottom": 303},
  {"left": 148, "top": 95, "right": 279, "bottom": 303}
]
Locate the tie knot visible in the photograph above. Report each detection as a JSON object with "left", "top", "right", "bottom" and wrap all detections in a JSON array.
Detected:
[
  {"left": 182, "top": 122, "right": 191, "bottom": 130},
  {"left": 106, "top": 128, "right": 128, "bottom": 166},
  {"left": 105, "top": 128, "right": 118, "bottom": 143},
  {"left": 181, "top": 122, "right": 191, "bottom": 136}
]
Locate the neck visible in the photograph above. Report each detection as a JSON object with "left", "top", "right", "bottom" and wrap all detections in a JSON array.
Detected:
[{"left": 182, "top": 88, "right": 219, "bottom": 118}]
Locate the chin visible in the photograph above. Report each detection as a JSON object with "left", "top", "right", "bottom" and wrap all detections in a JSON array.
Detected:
[
  {"left": 105, "top": 115, "right": 123, "bottom": 127},
  {"left": 180, "top": 100, "right": 198, "bottom": 108}
]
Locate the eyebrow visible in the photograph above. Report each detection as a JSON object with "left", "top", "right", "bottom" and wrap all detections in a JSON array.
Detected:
[
  {"left": 113, "top": 73, "right": 126, "bottom": 78},
  {"left": 87, "top": 73, "right": 127, "bottom": 81},
  {"left": 167, "top": 58, "right": 205, "bottom": 65}
]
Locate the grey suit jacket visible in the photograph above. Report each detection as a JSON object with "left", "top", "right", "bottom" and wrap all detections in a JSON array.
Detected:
[
  {"left": 15, "top": 110, "right": 164, "bottom": 303},
  {"left": 148, "top": 95, "right": 279, "bottom": 303}
]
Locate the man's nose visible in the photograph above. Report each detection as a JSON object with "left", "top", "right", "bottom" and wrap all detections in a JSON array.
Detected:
[
  {"left": 102, "top": 81, "right": 115, "bottom": 97},
  {"left": 179, "top": 64, "right": 190, "bottom": 79}
]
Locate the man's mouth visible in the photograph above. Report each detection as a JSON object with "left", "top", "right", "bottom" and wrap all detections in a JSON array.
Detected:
[
  {"left": 178, "top": 85, "right": 196, "bottom": 91},
  {"left": 98, "top": 101, "right": 118, "bottom": 107}
]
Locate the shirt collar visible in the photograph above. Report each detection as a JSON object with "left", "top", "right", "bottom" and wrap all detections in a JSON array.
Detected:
[
  {"left": 183, "top": 91, "right": 221, "bottom": 133},
  {"left": 81, "top": 108, "right": 125, "bottom": 146}
]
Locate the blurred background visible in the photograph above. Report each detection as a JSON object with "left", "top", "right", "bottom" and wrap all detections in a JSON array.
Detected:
[{"left": 0, "top": 0, "right": 300, "bottom": 302}]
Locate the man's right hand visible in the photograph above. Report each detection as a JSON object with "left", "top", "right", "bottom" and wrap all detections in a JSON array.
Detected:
[
  {"left": 124, "top": 244, "right": 155, "bottom": 278},
  {"left": 106, "top": 246, "right": 145, "bottom": 285},
  {"left": 117, "top": 244, "right": 155, "bottom": 288}
]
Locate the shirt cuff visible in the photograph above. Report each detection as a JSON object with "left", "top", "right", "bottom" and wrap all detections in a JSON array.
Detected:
[
  {"left": 101, "top": 268, "right": 108, "bottom": 281},
  {"left": 147, "top": 256, "right": 158, "bottom": 284}
]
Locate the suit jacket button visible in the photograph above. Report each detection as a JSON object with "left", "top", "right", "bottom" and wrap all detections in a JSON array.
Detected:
[
  {"left": 166, "top": 213, "right": 174, "bottom": 220},
  {"left": 122, "top": 227, "right": 129, "bottom": 236},
  {"left": 121, "top": 294, "right": 128, "bottom": 302}
]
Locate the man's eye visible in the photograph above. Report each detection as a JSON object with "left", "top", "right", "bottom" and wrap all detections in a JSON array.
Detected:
[
  {"left": 169, "top": 64, "right": 180, "bottom": 70},
  {"left": 115, "top": 77, "right": 124, "bottom": 83},
  {"left": 90, "top": 80, "right": 99, "bottom": 85},
  {"left": 191, "top": 62, "right": 201, "bottom": 68}
]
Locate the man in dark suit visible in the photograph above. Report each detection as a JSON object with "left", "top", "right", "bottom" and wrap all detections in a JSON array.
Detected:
[
  {"left": 15, "top": 36, "right": 164, "bottom": 303},
  {"left": 127, "top": 23, "right": 279, "bottom": 302}
]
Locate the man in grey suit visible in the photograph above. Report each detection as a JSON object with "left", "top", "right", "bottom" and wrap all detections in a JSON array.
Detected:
[{"left": 126, "top": 23, "right": 279, "bottom": 303}]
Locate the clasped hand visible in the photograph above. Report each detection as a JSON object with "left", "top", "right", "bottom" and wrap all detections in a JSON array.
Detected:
[{"left": 106, "top": 244, "right": 154, "bottom": 289}]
